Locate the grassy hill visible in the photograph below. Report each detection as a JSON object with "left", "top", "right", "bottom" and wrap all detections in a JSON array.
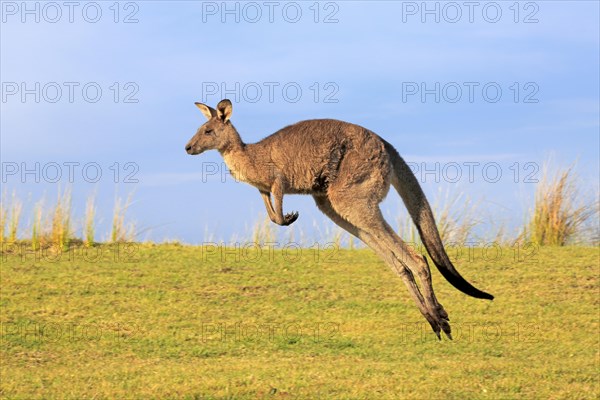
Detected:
[{"left": 1, "top": 244, "right": 598, "bottom": 399}]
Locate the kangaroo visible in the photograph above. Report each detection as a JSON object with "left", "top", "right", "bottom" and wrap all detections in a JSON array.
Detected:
[{"left": 185, "top": 99, "right": 493, "bottom": 339}]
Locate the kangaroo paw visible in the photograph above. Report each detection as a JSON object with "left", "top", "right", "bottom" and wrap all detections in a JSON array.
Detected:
[
  {"left": 282, "top": 211, "right": 299, "bottom": 226},
  {"left": 427, "top": 318, "right": 452, "bottom": 340},
  {"left": 435, "top": 304, "right": 452, "bottom": 339},
  {"left": 425, "top": 316, "right": 442, "bottom": 340},
  {"left": 425, "top": 307, "right": 452, "bottom": 340},
  {"left": 440, "top": 319, "right": 452, "bottom": 340},
  {"left": 437, "top": 303, "right": 449, "bottom": 321}
]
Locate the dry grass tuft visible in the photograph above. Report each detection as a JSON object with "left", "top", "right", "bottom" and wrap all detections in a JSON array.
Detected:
[
  {"left": 251, "top": 216, "right": 276, "bottom": 245},
  {"left": 50, "top": 187, "right": 73, "bottom": 250},
  {"left": 522, "top": 163, "right": 598, "bottom": 246},
  {"left": 31, "top": 199, "right": 44, "bottom": 250},
  {"left": 111, "top": 193, "right": 136, "bottom": 242},
  {"left": 84, "top": 194, "right": 96, "bottom": 247},
  {"left": 0, "top": 190, "right": 8, "bottom": 242},
  {"left": 3, "top": 190, "right": 23, "bottom": 243}
]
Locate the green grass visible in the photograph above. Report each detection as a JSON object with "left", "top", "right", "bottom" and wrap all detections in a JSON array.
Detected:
[{"left": 1, "top": 244, "right": 598, "bottom": 399}]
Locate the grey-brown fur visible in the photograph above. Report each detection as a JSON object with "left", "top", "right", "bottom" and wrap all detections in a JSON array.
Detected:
[{"left": 185, "top": 99, "right": 493, "bottom": 339}]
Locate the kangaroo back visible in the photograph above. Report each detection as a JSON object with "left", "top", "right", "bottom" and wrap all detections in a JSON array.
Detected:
[{"left": 383, "top": 140, "right": 494, "bottom": 300}]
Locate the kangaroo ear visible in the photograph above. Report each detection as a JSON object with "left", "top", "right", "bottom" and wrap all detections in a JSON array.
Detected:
[
  {"left": 216, "top": 99, "right": 232, "bottom": 123},
  {"left": 195, "top": 102, "right": 216, "bottom": 120}
]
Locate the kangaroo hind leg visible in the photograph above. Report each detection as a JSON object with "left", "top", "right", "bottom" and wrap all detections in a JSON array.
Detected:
[
  {"left": 379, "top": 220, "right": 451, "bottom": 331},
  {"left": 314, "top": 194, "right": 450, "bottom": 339}
]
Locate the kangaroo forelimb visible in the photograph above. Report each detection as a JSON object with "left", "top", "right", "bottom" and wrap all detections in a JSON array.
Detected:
[
  {"left": 260, "top": 187, "right": 298, "bottom": 226},
  {"left": 263, "top": 177, "right": 298, "bottom": 226},
  {"left": 259, "top": 190, "right": 278, "bottom": 222}
]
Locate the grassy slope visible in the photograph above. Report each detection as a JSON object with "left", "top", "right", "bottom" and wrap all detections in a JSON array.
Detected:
[{"left": 1, "top": 244, "right": 598, "bottom": 399}]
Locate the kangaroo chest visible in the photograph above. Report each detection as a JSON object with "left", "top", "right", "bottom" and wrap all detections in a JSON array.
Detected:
[
  {"left": 223, "top": 152, "right": 270, "bottom": 191},
  {"left": 223, "top": 153, "right": 247, "bottom": 181}
]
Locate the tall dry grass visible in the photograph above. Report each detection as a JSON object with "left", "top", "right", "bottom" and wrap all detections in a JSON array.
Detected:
[
  {"left": 434, "top": 188, "right": 480, "bottom": 244},
  {"left": 3, "top": 160, "right": 597, "bottom": 248},
  {"left": 111, "top": 193, "right": 136, "bottom": 242},
  {"left": 84, "top": 194, "right": 96, "bottom": 246},
  {"left": 1, "top": 189, "right": 138, "bottom": 246},
  {"left": 251, "top": 216, "right": 276, "bottom": 245},
  {"left": 6, "top": 191, "right": 23, "bottom": 242},
  {"left": 0, "top": 190, "right": 7, "bottom": 242},
  {"left": 522, "top": 164, "right": 598, "bottom": 246},
  {"left": 31, "top": 200, "right": 44, "bottom": 250},
  {"left": 245, "top": 214, "right": 351, "bottom": 248},
  {"left": 50, "top": 187, "right": 73, "bottom": 250}
]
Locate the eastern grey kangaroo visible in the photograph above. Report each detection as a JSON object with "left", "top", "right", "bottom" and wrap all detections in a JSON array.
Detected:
[{"left": 185, "top": 99, "right": 493, "bottom": 339}]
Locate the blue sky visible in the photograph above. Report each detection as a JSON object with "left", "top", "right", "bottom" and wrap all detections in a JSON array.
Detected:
[{"left": 2, "top": 1, "right": 599, "bottom": 244}]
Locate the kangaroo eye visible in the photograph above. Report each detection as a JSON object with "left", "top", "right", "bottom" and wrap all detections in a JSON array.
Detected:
[{"left": 205, "top": 129, "right": 213, "bottom": 135}]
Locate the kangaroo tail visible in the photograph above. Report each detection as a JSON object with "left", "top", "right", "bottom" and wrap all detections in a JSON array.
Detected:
[{"left": 383, "top": 140, "right": 494, "bottom": 300}]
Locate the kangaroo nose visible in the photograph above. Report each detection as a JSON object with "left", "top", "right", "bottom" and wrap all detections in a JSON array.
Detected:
[{"left": 185, "top": 144, "right": 192, "bottom": 153}]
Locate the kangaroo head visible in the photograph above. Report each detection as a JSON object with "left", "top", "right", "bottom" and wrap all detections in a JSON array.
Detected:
[{"left": 185, "top": 99, "right": 236, "bottom": 155}]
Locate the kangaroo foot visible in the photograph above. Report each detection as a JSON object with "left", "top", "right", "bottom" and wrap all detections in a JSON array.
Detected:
[
  {"left": 438, "top": 318, "right": 452, "bottom": 340},
  {"left": 426, "top": 317, "right": 452, "bottom": 340},
  {"left": 282, "top": 211, "right": 299, "bottom": 226},
  {"left": 437, "top": 303, "right": 449, "bottom": 321},
  {"left": 424, "top": 305, "right": 452, "bottom": 340},
  {"left": 436, "top": 308, "right": 452, "bottom": 340}
]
